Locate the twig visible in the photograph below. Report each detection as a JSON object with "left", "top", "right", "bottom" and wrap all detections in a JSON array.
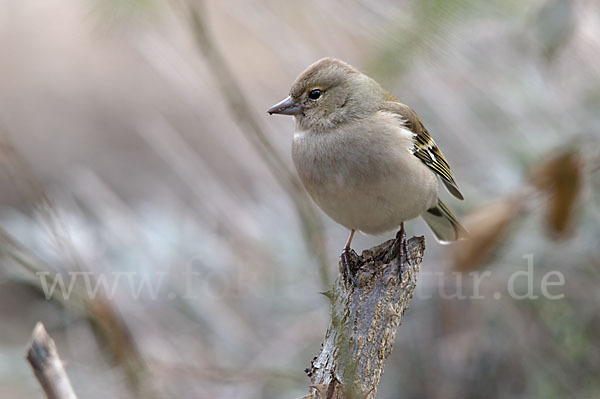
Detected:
[
  {"left": 306, "top": 235, "right": 426, "bottom": 398},
  {"left": 181, "top": 2, "right": 331, "bottom": 287},
  {"left": 26, "top": 322, "right": 78, "bottom": 399},
  {"left": 0, "top": 129, "right": 162, "bottom": 398}
]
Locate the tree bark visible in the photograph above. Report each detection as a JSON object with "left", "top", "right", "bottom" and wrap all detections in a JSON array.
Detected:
[{"left": 306, "top": 234, "right": 425, "bottom": 399}]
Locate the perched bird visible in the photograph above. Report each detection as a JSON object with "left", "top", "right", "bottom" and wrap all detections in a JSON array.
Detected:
[{"left": 268, "top": 57, "right": 466, "bottom": 253}]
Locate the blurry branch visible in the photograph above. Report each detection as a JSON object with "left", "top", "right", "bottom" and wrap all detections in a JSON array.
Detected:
[
  {"left": 1, "top": 225, "right": 150, "bottom": 395},
  {"left": 533, "top": 0, "right": 574, "bottom": 61},
  {"left": 181, "top": 2, "right": 331, "bottom": 287},
  {"left": 305, "top": 236, "right": 425, "bottom": 399},
  {"left": 1, "top": 225, "right": 162, "bottom": 399},
  {"left": 0, "top": 129, "right": 162, "bottom": 399},
  {"left": 137, "top": 116, "right": 264, "bottom": 242},
  {"left": 368, "top": 0, "right": 475, "bottom": 83},
  {"left": 0, "top": 127, "right": 84, "bottom": 272},
  {"left": 86, "top": 299, "right": 157, "bottom": 397},
  {"left": 0, "top": 226, "right": 86, "bottom": 308},
  {"left": 26, "top": 322, "right": 78, "bottom": 399}
]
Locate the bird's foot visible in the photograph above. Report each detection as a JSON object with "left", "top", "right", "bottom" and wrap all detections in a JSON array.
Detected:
[
  {"left": 402, "top": 234, "right": 408, "bottom": 260},
  {"left": 388, "top": 224, "right": 408, "bottom": 273},
  {"left": 340, "top": 247, "right": 360, "bottom": 287}
]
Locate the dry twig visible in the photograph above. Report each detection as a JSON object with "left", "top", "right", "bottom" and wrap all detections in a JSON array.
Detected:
[
  {"left": 26, "top": 322, "right": 78, "bottom": 399},
  {"left": 0, "top": 129, "right": 161, "bottom": 398}
]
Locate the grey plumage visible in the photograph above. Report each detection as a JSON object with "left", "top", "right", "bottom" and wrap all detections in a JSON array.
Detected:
[{"left": 268, "top": 57, "right": 466, "bottom": 244}]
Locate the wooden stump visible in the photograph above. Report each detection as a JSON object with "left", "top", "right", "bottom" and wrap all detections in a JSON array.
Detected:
[{"left": 306, "top": 235, "right": 426, "bottom": 399}]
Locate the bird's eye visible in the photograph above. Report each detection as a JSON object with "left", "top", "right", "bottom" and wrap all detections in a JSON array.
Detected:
[{"left": 308, "top": 89, "right": 322, "bottom": 100}]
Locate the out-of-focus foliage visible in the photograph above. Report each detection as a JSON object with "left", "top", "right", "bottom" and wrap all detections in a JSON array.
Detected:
[
  {"left": 534, "top": 0, "right": 575, "bottom": 60},
  {"left": 0, "top": 0, "right": 599, "bottom": 398},
  {"left": 530, "top": 149, "right": 583, "bottom": 238},
  {"left": 452, "top": 193, "right": 526, "bottom": 272}
]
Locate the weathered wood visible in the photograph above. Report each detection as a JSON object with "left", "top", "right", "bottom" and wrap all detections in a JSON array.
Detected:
[
  {"left": 26, "top": 322, "right": 78, "bottom": 399},
  {"left": 306, "top": 234, "right": 426, "bottom": 399}
]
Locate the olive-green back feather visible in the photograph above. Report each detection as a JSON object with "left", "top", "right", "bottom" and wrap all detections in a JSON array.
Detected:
[{"left": 381, "top": 101, "right": 464, "bottom": 200}]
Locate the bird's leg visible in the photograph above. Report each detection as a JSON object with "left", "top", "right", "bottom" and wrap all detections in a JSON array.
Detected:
[
  {"left": 344, "top": 229, "right": 355, "bottom": 250},
  {"left": 389, "top": 222, "right": 408, "bottom": 264},
  {"left": 341, "top": 229, "right": 359, "bottom": 286},
  {"left": 399, "top": 222, "right": 408, "bottom": 258}
]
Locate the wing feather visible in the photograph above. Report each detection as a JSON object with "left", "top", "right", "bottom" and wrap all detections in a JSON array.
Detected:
[{"left": 381, "top": 101, "right": 464, "bottom": 200}]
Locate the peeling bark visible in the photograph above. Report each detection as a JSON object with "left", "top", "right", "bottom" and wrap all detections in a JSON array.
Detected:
[{"left": 306, "top": 234, "right": 426, "bottom": 398}]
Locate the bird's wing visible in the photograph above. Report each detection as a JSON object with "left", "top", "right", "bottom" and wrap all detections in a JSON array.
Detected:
[{"left": 382, "top": 101, "right": 464, "bottom": 200}]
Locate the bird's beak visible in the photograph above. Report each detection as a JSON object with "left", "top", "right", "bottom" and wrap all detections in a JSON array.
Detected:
[{"left": 267, "top": 96, "right": 303, "bottom": 116}]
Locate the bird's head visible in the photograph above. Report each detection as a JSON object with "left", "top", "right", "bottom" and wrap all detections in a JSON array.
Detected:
[{"left": 268, "top": 58, "right": 383, "bottom": 132}]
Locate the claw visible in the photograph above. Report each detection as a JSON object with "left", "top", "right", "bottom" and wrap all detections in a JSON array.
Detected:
[
  {"left": 402, "top": 236, "right": 409, "bottom": 261},
  {"left": 388, "top": 223, "right": 408, "bottom": 275},
  {"left": 341, "top": 247, "right": 360, "bottom": 287}
]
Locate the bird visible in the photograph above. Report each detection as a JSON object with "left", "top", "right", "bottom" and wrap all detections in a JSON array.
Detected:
[{"left": 267, "top": 57, "right": 466, "bottom": 258}]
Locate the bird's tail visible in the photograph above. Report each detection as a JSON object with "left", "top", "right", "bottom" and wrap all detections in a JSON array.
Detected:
[{"left": 422, "top": 199, "right": 467, "bottom": 244}]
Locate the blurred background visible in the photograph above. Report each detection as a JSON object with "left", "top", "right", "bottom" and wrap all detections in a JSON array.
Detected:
[{"left": 1, "top": 0, "right": 599, "bottom": 398}]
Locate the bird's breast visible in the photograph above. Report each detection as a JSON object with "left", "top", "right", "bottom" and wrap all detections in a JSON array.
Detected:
[
  {"left": 291, "top": 124, "right": 439, "bottom": 234},
  {"left": 292, "top": 128, "right": 390, "bottom": 188}
]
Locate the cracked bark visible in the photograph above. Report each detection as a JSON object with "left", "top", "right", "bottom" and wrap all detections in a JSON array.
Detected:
[{"left": 305, "top": 234, "right": 425, "bottom": 399}]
